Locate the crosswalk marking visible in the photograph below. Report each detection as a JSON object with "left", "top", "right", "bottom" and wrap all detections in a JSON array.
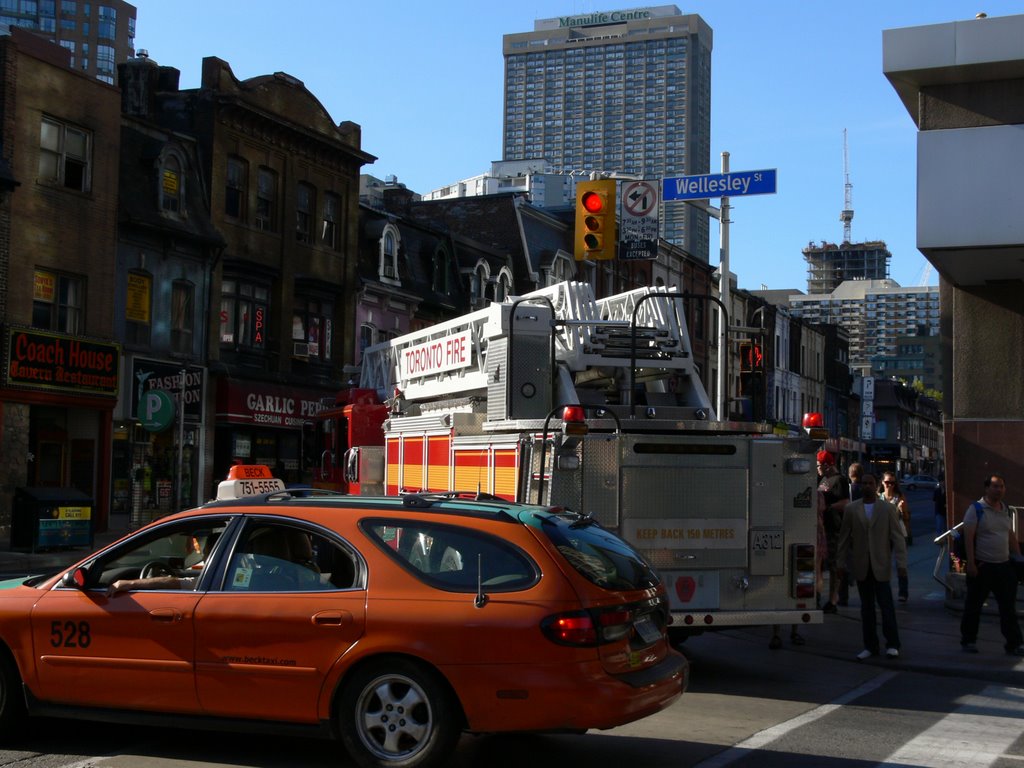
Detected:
[
  {"left": 878, "top": 685, "right": 1024, "bottom": 768},
  {"left": 695, "top": 672, "right": 898, "bottom": 767},
  {"left": 695, "top": 676, "right": 1024, "bottom": 768}
]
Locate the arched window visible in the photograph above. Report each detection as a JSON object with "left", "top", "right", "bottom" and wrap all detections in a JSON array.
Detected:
[
  {"left": 471, "top": 261, "right": 490, "bottom": 306},
  {"left": 160, "top": 152, "right": 183, "bottom": 214},
  {"left": 380, "top": 224, "right": 400, "bottom": 283},
  {"left": 359, "top": 323, "right": 377, "bottom": 353},
  {"left": 493, "top": 268, "right": 513, "bottom": 302},
  {"left": 432, "top": 247, "right": 450, "bottom": 294}
]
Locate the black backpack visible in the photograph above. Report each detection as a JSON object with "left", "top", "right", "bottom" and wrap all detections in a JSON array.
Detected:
[{"left": 951, "top": 501, "right": 984, "bottom": 563}]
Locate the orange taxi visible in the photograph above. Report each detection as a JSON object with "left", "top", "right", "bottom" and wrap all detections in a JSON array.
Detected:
[{"left": 0, "top": 478, "right": 687, "bottom": 768}]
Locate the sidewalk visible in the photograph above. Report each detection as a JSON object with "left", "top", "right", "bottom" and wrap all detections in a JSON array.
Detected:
[{"left": 782, "top": 538, "right": 1024, "bottom": 687}]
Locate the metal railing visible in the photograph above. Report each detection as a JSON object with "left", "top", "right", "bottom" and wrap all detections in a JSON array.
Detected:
[{"left": 933, "top": 505, "right": 1022, "bottom": 586}]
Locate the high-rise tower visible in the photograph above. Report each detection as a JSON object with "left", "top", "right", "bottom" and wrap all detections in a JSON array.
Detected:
[
  {"left": 0, "top": 0, "right": 136, "bottom": 84},
  {"left": 502, "top": 6, "right": 713, "bottom": 260}
]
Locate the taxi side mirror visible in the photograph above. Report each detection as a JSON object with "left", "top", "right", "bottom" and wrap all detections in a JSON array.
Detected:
[{"left": 61, "top": 566, "right": 89, "bottom": 590}]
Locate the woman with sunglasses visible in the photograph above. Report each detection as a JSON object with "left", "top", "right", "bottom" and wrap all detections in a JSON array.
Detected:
[{"left": 881, "top": 472, "right": 911, "bottom": 602}]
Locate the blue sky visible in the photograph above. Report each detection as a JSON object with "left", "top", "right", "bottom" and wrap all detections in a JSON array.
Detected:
[{"left": 130, "top": 1, "right": 1021, "bottom": 292}]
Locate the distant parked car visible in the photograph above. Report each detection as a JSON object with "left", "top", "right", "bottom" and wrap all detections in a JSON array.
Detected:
[{"left": 903, "top": 474, "right": 939, "bottom": 491}]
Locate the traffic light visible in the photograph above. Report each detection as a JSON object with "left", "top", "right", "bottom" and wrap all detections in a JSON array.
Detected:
[
  {"left": 740, "top": 342, "right": 764, "bottom": 373},
  {"left": 574, "top": 179, "right": 617, "bottom": 261}
]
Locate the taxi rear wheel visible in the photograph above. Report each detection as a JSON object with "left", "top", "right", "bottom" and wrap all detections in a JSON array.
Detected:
[{"left": 339, "top": 658, "right": 461, "bottom": 768}]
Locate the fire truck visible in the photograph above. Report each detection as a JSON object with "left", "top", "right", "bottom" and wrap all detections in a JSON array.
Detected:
[{"left": 314, "top": 281, "right": 823, "bottom": 639}]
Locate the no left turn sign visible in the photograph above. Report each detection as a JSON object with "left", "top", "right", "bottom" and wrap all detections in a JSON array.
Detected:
[{"left": 623, "top": 181, "right": 658, "bottom": 217}]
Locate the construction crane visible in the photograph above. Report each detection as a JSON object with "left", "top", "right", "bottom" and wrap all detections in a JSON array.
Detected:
[{"left": 840, "top": 128, "right": 854, "bottom": 243}]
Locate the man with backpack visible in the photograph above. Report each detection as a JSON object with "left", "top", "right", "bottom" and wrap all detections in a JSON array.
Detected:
[{"left": 960, "top": 472, "right": 1024, "bottom": 656}]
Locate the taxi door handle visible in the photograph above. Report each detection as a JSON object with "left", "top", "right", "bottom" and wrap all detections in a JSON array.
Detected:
[
  {"left": 312, "top": 611, "right": 351, "bottom": 627},
  {"left": 149, "top": 608, "right": 182, "bottom": 623}
]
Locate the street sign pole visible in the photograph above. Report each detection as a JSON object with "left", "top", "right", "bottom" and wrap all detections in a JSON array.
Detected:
[{"left": 717, "top": 152, "right": 730, "bottom": 421}]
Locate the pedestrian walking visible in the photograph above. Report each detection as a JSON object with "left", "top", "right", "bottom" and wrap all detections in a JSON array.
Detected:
[
  {"left": 837, "top": 472, "right": 907, "bottom": 660},
  {"left": 959, "top": 472, "right": 1024, "bottom": 657},
  {"left": 817, "top": 450, "right": 850, "bottom": 613},
  {"left": 881, "top": 471, "right": 912, "bottom": 602}
]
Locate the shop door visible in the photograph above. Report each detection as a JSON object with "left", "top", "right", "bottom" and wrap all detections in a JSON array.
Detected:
[{"left": 34, "top": 442, "right": 65, "bottom": 486}]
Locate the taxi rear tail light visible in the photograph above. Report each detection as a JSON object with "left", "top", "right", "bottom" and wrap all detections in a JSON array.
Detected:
[
  {"left": 541, "top": 611, "right": 597, "bottom": 646},
  {"left": 541, "top": 607, "right": 637, "bottom": 646}
]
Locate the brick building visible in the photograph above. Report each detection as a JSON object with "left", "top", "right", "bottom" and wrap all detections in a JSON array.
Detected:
[{"left": 0, "top": 29, "right": 121, "bottom": 535}]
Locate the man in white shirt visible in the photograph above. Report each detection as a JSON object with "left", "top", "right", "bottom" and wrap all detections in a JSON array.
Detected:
[{"left": 960, "top": 473, "right": 1024, "bottom": 656}]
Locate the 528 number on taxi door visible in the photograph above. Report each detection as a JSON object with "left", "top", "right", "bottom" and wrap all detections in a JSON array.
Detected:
[{"left": 51, "top": 620, "right": 91, "bottom": 648}]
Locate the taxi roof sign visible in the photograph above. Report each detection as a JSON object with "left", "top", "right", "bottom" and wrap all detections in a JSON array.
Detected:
[
  {"left": 216, "top": 465, "right": 285, "bottom": 500},
  {"left": 226, "top": 464, "right": 274, "bottom": 480}
]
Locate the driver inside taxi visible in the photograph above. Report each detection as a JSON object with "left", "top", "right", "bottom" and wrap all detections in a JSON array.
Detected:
[{"left": 106, "top": 532, "right": 220, "bottom": 596}]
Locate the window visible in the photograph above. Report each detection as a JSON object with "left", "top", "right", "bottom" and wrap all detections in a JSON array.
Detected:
[
  {"left": 225, "top": 156, "right": 247, "bottom": 220},
  {"left": 220, "top": 278, "right": 269, "bottom": 350},
  {"left": 125, "top": 271, "right": 151, "bottom": 345},
  {"left": 431, "top": 249, "right": 449, "bottom": 294},
  {"left": 493, "top": 269, "right": 513, "bottom": 302},
  {"left": 359, "top": 323, "right": 376, "bottom": 353},
  {"left": 39, "top": 116, "right": 90, "bottom": 192},
  {"left": 171, "top": 281, "right": 194, "bottom": 355},
  {"left": 97, "top": 4, "right": 115, "bottom": 38},
  {"left": 471, "top": 262, "right": 489, "bottom": 306},
  {"left": 292, "top": 298, "right": 333, "bottom": 362},
  {"left": 362, "top": 520, "right": 537, "bottom": 593},
  {"left": 95, "top": 43, "right": 114, "bottom": 82},
  {"left": 255, "top": 167, "right": 277, "bottom": 231},
  {"left": 161, "top": 154, "right": 182, "bottom": 213},
  {"left": 379, "top": 225, "right": 400, "bottom": 281},
  {"left": 226, "top": 522, "right": 357, "bottom": 592},
  {"left": 61, "top": 0, "right": 76, "bottom": 12},
  {"left": 33, "top": 269, "right": 84, "bottom": 333},
  {"left": 75, "top": 518, "right": 232, "bottom": 593},
  {"left": 321, "top": 193, "right": 340, "bottom": 249},
  {"left": 295, "top": 182, "right": 314, "bottom": 244}
]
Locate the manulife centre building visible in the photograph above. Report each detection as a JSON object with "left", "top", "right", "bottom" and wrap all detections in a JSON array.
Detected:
[{"left": 502, "top": 5, "right": 713, "bottom": 261}]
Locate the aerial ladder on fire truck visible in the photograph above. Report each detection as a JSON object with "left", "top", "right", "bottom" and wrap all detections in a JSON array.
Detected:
[{"left": 359, "top": 280, "right": 716, "bottom": 425}]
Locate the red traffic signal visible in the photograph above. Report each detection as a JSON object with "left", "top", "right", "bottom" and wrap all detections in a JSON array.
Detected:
[
  {"left": 581, "top": 190, "right": 605, "bottom": 214},
  {"left": 574, "top": 179, "right": 617, "bottom": 261}
]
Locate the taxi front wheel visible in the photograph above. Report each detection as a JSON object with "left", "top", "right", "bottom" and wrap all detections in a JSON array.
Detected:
[
  {"left": 0, "top": 652, "right": 25, "bottom": 737},
  {"left": 339, "top": 658, "right": 461, "bottom": 768}
]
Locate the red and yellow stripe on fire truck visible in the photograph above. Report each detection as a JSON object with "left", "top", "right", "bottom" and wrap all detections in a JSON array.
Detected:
[{"left": 385, "top": 432, "right": 519, "bottom": 500}]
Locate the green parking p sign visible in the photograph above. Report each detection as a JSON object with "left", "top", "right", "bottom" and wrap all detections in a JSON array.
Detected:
[{"left": 139, "top": 389, "right": 175, "bottom": 432}]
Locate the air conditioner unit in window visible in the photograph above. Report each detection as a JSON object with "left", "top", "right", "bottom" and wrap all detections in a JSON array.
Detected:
[{"left": 293, "top": 342, "right": 310, "bottom": 359}]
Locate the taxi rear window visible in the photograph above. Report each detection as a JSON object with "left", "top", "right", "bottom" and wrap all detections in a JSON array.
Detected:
[
  {"left": 362, "top": 520, "right": 538, "bottom": 593},
  {"left": 535, "top": 514, "right": 660, "bottom": 591}
]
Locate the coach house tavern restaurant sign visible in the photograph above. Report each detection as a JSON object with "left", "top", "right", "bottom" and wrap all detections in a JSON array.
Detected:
[{"left": 4, "top": 327, "right": 119, "bottom": 397}]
